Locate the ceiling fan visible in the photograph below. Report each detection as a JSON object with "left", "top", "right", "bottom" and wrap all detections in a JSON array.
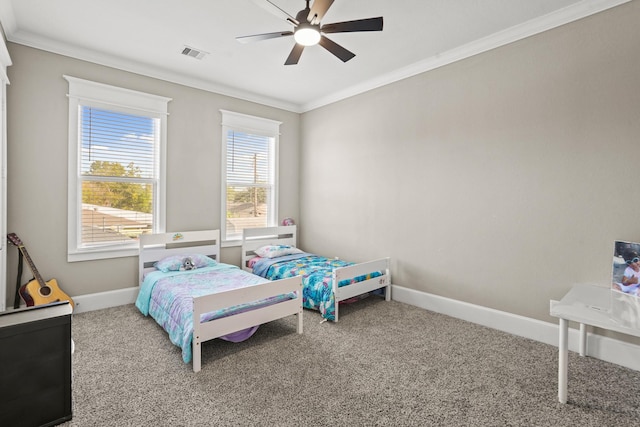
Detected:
[{"left": 237, "top": 0, "right": 383, "bottom": 65}]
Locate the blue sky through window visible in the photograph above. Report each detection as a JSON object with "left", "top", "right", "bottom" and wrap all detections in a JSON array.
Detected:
[
  {"left": 81, "top": 106, "right": 155, "bottom": 178},
  {"left": 226, "top": 130, "right": 271, "bottom": 185}
]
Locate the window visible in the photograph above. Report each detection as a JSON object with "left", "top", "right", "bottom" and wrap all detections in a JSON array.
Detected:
[
  {"left": 65, "top": 76, "right": 171, "bottom": 261},
  {"left": 220, "top": 110, "right": 281, "bottom": 244}
]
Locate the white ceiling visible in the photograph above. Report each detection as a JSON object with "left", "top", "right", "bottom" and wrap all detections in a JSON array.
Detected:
[{"left": 0, "top": 0, "right": 628, "bottom": 112}]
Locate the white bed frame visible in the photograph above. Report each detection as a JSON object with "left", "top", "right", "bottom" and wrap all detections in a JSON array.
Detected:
[
  {"left": 241, "top": 225, "right": 391, "bottom": 322},
  {"left": 139, "top": 230, "right": 303, "bottom": 372}
]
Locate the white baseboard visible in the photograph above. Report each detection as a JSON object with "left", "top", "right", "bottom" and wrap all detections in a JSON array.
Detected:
[
  {"left": 72, "top": 287, "right": 138, "bottom": 314},
  {"left": 391, "top": 285, "right": 640, "bottom": 372}
]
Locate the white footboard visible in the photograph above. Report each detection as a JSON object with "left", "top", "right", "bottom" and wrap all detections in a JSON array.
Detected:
[
  {"left": 191, "top": 276, "right": 303, "bottom": 372},
  {"left": 333, "top": 257, "right": 391, "bottom": 322}
]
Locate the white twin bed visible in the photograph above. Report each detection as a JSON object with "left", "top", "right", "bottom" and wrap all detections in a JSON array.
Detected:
[
  {"left": 136, "top": 229, "right": 303, "bottom": 372},
  {"left": 242, "top": 225, "right": 391, "bottom": 322}
]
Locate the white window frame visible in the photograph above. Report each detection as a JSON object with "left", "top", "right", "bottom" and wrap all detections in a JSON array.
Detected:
[
  {"left": 0, "top": 39, "right": 10, "bottom": 311},
  {"left": 220, "top": 110, "right": 281, "bottom": 246},
  {"left": 65, "top": 76, "right": 170, "bottom": 262}
]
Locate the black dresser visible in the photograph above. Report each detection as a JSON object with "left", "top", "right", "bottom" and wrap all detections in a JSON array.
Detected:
[{"left": 0, "top": 301, "right": 72, "bottom": 427}]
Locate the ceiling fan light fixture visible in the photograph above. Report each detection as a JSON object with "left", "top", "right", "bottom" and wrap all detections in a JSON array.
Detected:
[{"left": 294, "top": 24, "right": 321, "bottom": 46}]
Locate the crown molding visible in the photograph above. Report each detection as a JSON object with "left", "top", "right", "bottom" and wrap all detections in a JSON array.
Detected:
[
  {"left": 0, "top": 0, "right": 630, "bottom": 113},
  {"left": 4, "top": 30, "right": 302, "bottom": 113},
  {"left": 301, "top": 0, "right": 631, "bottom": 112}
]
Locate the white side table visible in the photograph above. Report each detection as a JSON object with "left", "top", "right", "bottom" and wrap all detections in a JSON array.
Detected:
[{"left": 550, "top": 284, "right": 640, "bottom": 403}]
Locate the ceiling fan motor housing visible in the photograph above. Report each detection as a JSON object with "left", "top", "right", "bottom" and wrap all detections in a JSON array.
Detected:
[
  {"left": 238, "top": 0, "right": 383, "bottom": 65},
  {"left": 296, "top": 5, "right": 310, "bottom": 24}
]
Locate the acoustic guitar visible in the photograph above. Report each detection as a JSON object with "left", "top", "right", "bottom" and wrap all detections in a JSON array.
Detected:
[{"left": 7, "top": 233, "right": 75, "bottom": 310}]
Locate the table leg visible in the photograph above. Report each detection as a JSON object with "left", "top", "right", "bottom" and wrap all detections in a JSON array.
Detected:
[
  {"left": 579, "top": 323, "right": 586, "bottom": 357},
  {"left": 558, "top": 318, "right": 568, "bottom": 403}
]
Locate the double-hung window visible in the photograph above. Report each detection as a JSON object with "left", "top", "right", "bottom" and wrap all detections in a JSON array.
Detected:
[
  {"left": 220, "top": 110, "right": 281, "bottom": 244},
  {"left": 65, "top": 76, "right": 170, "bottom": 261}
]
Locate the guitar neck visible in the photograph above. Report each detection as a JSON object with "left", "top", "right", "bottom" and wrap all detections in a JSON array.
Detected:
[{"left": 18, "top": 245, "right": 47, "bottom": 288}]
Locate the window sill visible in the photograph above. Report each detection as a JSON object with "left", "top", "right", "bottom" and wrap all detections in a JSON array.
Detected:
[
  {"left": 221, "top": 239, "right": 241, "bottom": 248},
  {"left": 68, "top": 246, "right": 138, "bottom": 262}
]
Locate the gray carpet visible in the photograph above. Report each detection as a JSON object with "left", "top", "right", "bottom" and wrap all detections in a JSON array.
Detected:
[{"left": 63, "top": 296, "right": 640, "bottom": 426}]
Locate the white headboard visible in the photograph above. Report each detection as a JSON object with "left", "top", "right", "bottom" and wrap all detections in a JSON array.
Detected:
[
  {"left": 241, "top": 225, "right": 297, "bottom": 271},
  {"left": 138, "top": 230, "right": 220, "bottom": 284}
]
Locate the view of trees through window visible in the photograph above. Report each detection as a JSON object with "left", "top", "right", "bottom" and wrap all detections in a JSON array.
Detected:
[
  {"left": 80, "top": 106, "right": 156, "bottom": 245},
  {"left": 82, "top": 161, "right": 152, "bottom": 213}
]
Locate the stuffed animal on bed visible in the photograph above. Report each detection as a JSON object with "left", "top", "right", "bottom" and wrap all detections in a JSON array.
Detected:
[{"left": 180, "top": 257, "right": 197, "bottom": 271}]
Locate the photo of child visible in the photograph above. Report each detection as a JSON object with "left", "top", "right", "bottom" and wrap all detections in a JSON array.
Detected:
[{"left": 612, "top": 241, "right": 640, "bottom": 297}]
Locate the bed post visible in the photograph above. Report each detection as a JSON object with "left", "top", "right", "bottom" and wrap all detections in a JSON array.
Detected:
[
  {"left": 193, "top": 313, "right": 202, "bottom": 373},
  {"left": 193, "top": 338, "right": 201, "bottom": 372},
  {"left": 297, "top": 280, "right": 304, "bottom": 333},
  {"left": 297, "top": 301, "right": 304, "bottom": 333},
  {"left": 333, "top": 269, "right": 339, "bottom": 322},
  {"left": 385, "top": 258, "right": 392, "bottom": 301}
]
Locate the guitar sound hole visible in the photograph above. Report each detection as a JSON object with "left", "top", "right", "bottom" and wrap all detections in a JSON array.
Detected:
[{"left": 40, "top": 286, "right": 52, "bottom": 297}]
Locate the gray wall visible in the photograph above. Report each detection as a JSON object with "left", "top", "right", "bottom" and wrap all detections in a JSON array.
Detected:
[
  {"left": 4, "top": 2, "right": 639, "bottom": 330},
  {"left": 4, "top": 43, "right": 299, "bottom": 305},
  {"left": 299, "top": 2, "right": 640, "bottom": 324}
]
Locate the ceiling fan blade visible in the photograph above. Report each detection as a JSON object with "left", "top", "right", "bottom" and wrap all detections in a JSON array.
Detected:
[
  {"left": 285, "top": 43, "right": 305, "bottom": 65},
  {"left": 318, "top": 36, "right": 355, "bottom": 62},
  {"left": 251, "top": 0, "right": 299, "bottom": 25},
  {"left": 236, "top": 31, "right": 293, "bottom": 44},
  {"left": 308, "top": 0, "right": 335, "bottom": 25},
  {"left": 321, "top": 17, "right": 383, "bottom": 34}
]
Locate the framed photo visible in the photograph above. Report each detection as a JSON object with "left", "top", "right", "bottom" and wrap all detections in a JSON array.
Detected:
[
  {"left": 611, "top": 241, "right": 640, "bottom": 329},
  {"left": 612, "top": 241, "right": 640, "bottom": 296}
]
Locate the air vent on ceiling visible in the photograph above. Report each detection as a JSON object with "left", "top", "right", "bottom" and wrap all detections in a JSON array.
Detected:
[{"left": 181, "top": 46, "right": 208, "bottom": 60}]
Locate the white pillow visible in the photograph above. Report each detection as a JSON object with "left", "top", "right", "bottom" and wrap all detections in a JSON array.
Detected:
[{"left": 254, "top": 245, "right": 303, "bottom": 259}]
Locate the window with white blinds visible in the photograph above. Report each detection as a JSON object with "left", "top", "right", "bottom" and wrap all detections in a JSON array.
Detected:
[
  {"left": 220, "top": 110, "right": 281, "bottom": 243},
  {"left": 65, "top": 76, "right": 170, "bottom": 261},
  {"left": 80, "top": 107, "right": 156, "bottom": 244}
]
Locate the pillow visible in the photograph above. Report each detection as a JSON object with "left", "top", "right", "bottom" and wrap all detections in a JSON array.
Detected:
[
  {"left": 154, "top": 254, "right": 217, "bottom": 272},
  {"left": 254, "top": 245, "right": 303, "bottom": 259},
  {"left": 247, "top": 257, "right": 262, "bottom": 269}
]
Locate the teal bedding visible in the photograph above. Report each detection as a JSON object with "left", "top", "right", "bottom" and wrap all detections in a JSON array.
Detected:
[
  {"left": 252, "top": 254, "right": 382, "bottom": 321},
  {"left": 136, "top": 263, "right": 293, "bottom": 363}
]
